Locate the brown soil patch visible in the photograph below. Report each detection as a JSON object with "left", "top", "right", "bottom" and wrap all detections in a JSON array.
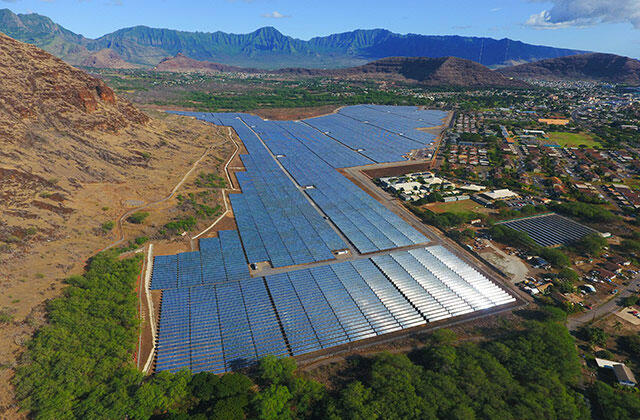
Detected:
[
  {"left": 361, "top": 162, "right": 432, "bottom": 179},
  {"left": 249, "top": 105, "right": 340, "bottom": 121}
]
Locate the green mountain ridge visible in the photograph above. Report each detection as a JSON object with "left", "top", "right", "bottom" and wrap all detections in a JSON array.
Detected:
[{"left": 0, "top": 8, "right": 588, "bottom": 69}]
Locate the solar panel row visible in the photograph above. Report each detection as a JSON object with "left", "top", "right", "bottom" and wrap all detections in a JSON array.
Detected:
[
  {"left": 150, "top": 232, "right": 249, "bottom": 290},
  {"left": 371, "top": 247, "right": 515, "bottom": 322},
  {"left": 216, "top": 117, "right": 346, "bottom": 268},
  {"left": 304, "top": 113, "right": 421, "bottom": 163}
]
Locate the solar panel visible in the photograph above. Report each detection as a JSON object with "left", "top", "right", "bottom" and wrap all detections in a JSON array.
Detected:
[{"left": 151, "top": 254, "right": 178, "bottom": 290}]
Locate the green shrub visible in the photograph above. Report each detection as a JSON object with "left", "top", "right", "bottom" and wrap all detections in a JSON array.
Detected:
[
  {"left": 127, "top": 212, "right": 149, "bottom": 224},
  {"left": 101, "top": 221, "right": 115, "bottom": 232}
]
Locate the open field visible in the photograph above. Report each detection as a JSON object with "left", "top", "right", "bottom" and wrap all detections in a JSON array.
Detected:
[
  {"left": 426, "top": 199, "right": 485, "bottom": 214},
  {"left": 548, "top": 131, "right": 600, "bottom": 147}
]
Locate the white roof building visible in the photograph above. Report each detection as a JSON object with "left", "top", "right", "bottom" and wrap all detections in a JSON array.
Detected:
[{"left": 481, "top": 189, "right": 519, "bottom": 200}]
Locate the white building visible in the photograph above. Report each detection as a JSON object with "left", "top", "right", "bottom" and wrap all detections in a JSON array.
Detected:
[{"left": 481, "top": 189, "right": 519, "bottom": 201}]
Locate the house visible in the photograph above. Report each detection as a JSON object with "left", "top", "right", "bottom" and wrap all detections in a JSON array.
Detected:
[
  {"left": 596, "top": 359, "right": 638, "bottom": 387},
  {"left": 590, "top": 267, "right": 617, "bottom": 282},
  {"left": 602, "top": 262, "right": 623, "bottom": 274},
  {"left": 531, "top": 257, "right": 551, "bottom": 270},
  {"left": 614, "top": 364, "right": 638, "bottom": 387}
]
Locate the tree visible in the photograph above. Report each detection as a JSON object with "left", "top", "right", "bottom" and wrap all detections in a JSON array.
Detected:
[
  {"left": 591, "top": 381, "right": 640, "bottom": 420},
  {"left": 620, "top": 295, "right": 639, "bottom": 308},
  {"left": 573, "top": 233, "right": 607, "bottom": 257},
  {"left": 426, "top": 191, "right": 443, "bottom": 203},
  {"left": 258, "top": 355, "right": 297, "bottom": 386},
  {"left": 127, "top": 211, "right": 150, "bottom": 224},
  {"left": 580, "top": 326, "right": 608, "bottom": 347},
  {"left": 334, "top": 381, "right": 378, "bottom": 420},
  {"left": 558, "top": 268, "right": 579, "bottom": 282},
  {"left": 252, "top": 385, "right": 292, "bottom": 420},
  {"left": 539, "top": 248, "right": 571, "bottom": 268},
  {"left": 489, "top": 225, "right": 537, "bottom": 250},
  {"left": 619, "top": 333, "right": 640, "bottom": 354}
]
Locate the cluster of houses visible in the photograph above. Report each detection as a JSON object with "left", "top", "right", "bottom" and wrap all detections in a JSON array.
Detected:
[
  {"left": 586, "top": 256, "right": 632, "bottom": 283},
  {"left": 447, "top": 144, "right": 490, "bottom": 166},
  {"left": 603, "top": 184, "right": 640, "bottom": 209},
  {"left": 453, "top": 113, "right": 483, "bottom": 134}
]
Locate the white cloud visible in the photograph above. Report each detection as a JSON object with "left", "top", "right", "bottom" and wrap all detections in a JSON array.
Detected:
[
  {"left": 490, "top": 7, "right": 502, "bottom": 12},
  {"left": 526, "top": 0, "right": 640, "bottom": 30},
  {"left": 261, "top": 11, "right": 290, "bottom": 19}
]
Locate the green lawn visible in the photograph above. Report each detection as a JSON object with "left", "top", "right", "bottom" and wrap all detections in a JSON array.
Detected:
[
  {"left": 548, "top": 131, "right": 599, "bottom": 148},
  {"left": 427, "top": 199, "right": 484, "bottom": 214}
]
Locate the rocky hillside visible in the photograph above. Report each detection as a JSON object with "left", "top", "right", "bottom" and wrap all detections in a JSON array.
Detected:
[
  {"left": 155, "top": 54, "right": 527, "bottom": 88},
  {"left": 322, "top": 56, "right": 529, "bottom": 87},
  {"left": 0, "top": 8, "right": 587, "bottom": 68},
  {"left": 79, "top": 48, "right": 137, "bottom": 69},
  {"left": 498, "top": 53, "right": 640, "bottom": 84},
  {"left": 0, "top": 32, "right": 147, "bottom": 141},
  {"left": 155, "top": 53, "right": 252, "bottom": 73},
  {"left": 0, "top": 30, "right": 150, "bottom": 255}
]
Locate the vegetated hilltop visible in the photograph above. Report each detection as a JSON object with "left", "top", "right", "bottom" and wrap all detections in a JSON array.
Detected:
[
  {"left": 155, "top": 55, "right": 528, "bottom": 88},
  {"left": 0, "top": 8, "right": 587, "bottom": 68},
  {"left": 498, "top": 53, "right": 640, "bottom": 84}
]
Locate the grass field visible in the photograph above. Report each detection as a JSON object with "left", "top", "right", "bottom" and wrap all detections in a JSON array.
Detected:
[
  {"left": 548, "top": 131, "right": 599, "bottom": 148},
  {"left": 426, "top": 199, "right": 485, "bottom": 214}
]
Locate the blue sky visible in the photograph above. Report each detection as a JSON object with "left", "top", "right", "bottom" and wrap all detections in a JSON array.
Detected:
[{"left": 3, "top": 0, "right": 639, "bottom": 58}]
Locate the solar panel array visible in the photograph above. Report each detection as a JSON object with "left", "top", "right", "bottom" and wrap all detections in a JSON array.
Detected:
[
  {"left": 247, "top": 117, "right": 428, "bottom": 253},
  {"left": 304, "top": 113, "right": 423, "bottom": 163},
  {"left": 221, "top": 116, "right": 346, "bottom": 267},
  {"left": 153, "top": 106, "right": 514, "bottom": 375},
  {"left": 150, "top": 232, "right": 249, "bottom": 290},
  {"left": 499, "top": 213, "right": 599, "bottom": 247},
  {"left": 155, "top": 247, "right": 515, "bottom": 373},
  {"left": 337, "top": 105, "right": 445, "bottom": 146}
]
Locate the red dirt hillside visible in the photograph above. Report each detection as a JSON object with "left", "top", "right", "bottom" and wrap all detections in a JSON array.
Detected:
[
  {"left": 0, "top": 31, "right": 148, "bottom": 139},
  {"left": 79, "top": 48, "right": 138, "bottom": 69}
]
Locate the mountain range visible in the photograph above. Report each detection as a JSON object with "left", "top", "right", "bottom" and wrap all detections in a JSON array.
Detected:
[{"left": 0, "top": 8, "right": 586, "bottom": 69}]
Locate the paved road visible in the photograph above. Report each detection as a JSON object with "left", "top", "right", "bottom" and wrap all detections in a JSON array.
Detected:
[{"left": 566, "top": 276, "right": 639, "bottom": 331}]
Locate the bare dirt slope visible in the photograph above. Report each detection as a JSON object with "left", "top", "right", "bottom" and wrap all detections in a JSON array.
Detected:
[
  {"left": 0, "top": 34, "right": 233, "bottom": 417},
  {"left": 80, "top": 48, "right": 138, "bottom": 69}
]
